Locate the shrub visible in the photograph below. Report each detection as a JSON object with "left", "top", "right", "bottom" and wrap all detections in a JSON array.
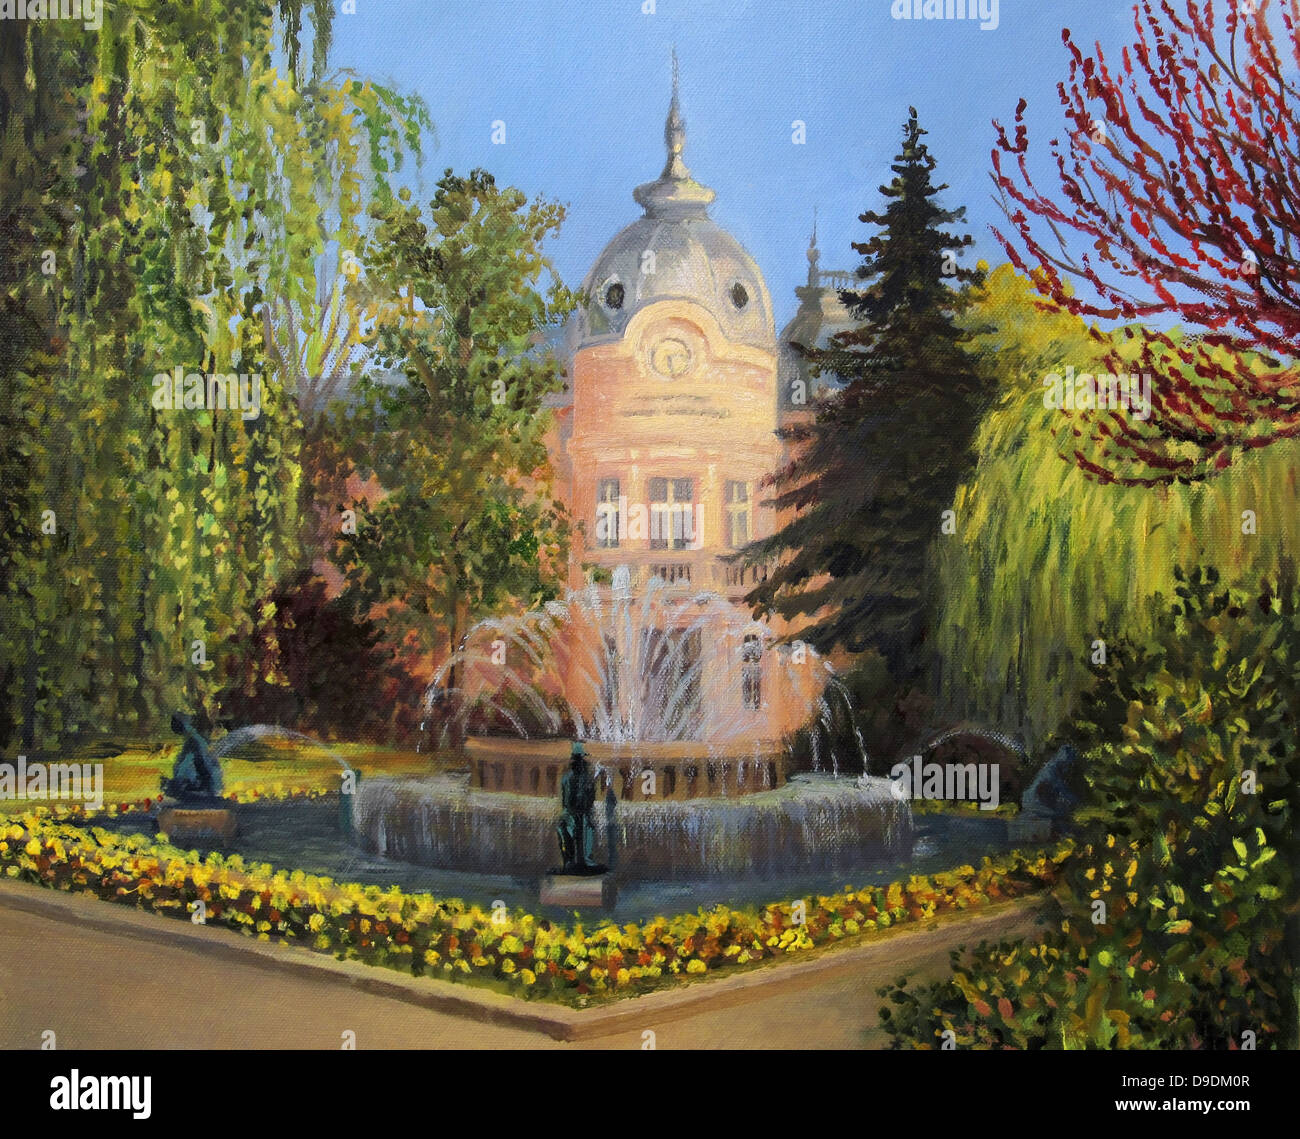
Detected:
[{"left": 879, "top": 569, "right": 1299, "bottom": 1049}]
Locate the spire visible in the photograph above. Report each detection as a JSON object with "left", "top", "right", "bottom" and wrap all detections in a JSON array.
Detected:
[
  {"left": 634, "top": 49, "right": 716, "bottom": 218},
  {"left": 806, "top": 209, "right": 820, "bottom": 287},
  {"left": 663, "top": 47, "right": 687, "bottom": 180}
]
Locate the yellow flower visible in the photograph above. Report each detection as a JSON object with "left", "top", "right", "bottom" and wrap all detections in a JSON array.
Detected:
[
  {"left": 308, "top": 913, "right": 326, "bottom": 933},
  {"left": 520, "top": 968, "right": 536, "bottom": 986},
  {"left": 685, "top": 959, "right": 707, "bottom": 974},
  {"left": 501, "top": 958, "right": 516, "bottom": 974}
]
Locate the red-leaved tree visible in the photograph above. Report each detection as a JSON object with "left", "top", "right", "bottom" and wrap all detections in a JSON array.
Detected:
[{"left": 993, "top": 0, "right": 1300, "bottom": 485}]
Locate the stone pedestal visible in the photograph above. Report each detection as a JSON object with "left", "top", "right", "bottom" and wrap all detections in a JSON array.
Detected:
[
  {"left": 157, "top": 805, "right": 238, "bottom": 847},
  {"left": 540, "top": 873, "right": 617, "bottom": 909}
]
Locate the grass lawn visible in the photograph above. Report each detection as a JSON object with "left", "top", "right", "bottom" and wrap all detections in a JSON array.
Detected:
[{"left": 46, "top": 736, "right": 451, "bottom": 804}]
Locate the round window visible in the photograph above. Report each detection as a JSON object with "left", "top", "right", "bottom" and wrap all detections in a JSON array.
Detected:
[
  {"left": 731, "top": 281, "right": 749, "bottom": 309},
  {"left": 604, "top": 282, "right": 625, "bottom": 310}
]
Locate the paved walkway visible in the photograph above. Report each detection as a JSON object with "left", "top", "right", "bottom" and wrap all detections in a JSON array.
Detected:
[{"left": 0, "top": 893, "right": 1050, "bottom": 1049}]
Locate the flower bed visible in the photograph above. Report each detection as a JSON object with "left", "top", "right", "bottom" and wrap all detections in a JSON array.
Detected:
[
  {"left": 31, "top": 785, "right": 330, "bottom": 822},
  {"left": 0, "top": 801, "right": 1071, "bottom": 1005}
]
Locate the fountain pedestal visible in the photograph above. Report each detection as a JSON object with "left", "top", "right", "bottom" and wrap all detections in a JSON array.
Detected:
[{"left": 540, "top": 872, "right": 617, "bottom": 909}]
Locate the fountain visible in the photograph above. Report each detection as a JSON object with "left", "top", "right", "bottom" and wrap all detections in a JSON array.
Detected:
[{"left": 351, "top": 576, "right": 913, "bottom": 881}]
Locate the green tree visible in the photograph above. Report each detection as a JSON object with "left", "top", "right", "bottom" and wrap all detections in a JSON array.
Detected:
[
  {"left": 739, "top": 108, "right": 989, "bottom": 675},
  {"left": 338, "top": 172, "right": 573, "bottom": 710},
  {"left": 934, "top": 265, "right": 1300, "bottom": 748},
  {"left": 0, "top": 4, "right": 428, "bottom": 747}
]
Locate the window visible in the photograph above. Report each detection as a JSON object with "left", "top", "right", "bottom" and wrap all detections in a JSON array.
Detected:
[
  {"left": 742, "top": 634, "right": 762, "bottom": 711},
  {"left": 604, "top": 281, "right": 625, "bottom": 309},
  {"left": 649, "top": 477, "right": 695, "bottom": 549},
  {"left": 725, "top": 480, "right": 750, "bottom": 548},
  {"left": 596, "top": 477, "right": 620, "bottom": 548},
  {"left": 731, "top": 281, "right": 749, "bottom": 309}
]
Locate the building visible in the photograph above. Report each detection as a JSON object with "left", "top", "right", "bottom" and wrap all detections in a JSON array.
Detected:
[
  {"left": 778, "top": 221, "right": 859, "bottom": 418},
  {"left": 542, "top": 66, "right": 829, "bottom": 747}
]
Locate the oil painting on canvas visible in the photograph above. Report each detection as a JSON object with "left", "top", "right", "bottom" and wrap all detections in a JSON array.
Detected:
[{"left": 0, "top": 0, "right": 1295, "bottom": 1084}]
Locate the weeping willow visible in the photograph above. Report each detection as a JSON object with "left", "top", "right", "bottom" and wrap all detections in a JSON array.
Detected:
[{"left": 931, "top": 265, "right": 1300, "bottom": 747}]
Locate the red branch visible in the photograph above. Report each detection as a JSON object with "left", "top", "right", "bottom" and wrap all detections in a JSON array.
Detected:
[{"left": 992, "top": 0, "right": 1300, "bottom": 485}]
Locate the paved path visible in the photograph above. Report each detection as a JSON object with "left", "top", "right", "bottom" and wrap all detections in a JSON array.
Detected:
[{"left": 0, "top": 896, "right": 1049, "bottom": 1049}]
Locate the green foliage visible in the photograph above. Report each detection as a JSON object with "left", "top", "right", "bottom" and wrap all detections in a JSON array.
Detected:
[
  {"left": 933, "top": 265, "right": 1300, "bottom": 748},
  {"left": 743, "top": 109, "right": 990, "bottom": 674},
  {"left": 0, "top": 4, "right": 428, "bottom": 747},
  {"left": 880, "top": 572, "right": 1298, "bottom": 1049},
  {"left": 337, "top": 171, "right": 574, "bottom": 675}
]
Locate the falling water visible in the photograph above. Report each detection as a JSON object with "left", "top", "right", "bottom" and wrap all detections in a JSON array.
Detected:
[
  {"left": 359, "top": 569, "right": 914, "bottom": 879},
  {"left": 353, "top": 772, "right": 912, "bottom": 881},
  {"left": 419, "top": 572, "right": 834, "bottom": 756},
  {"left": 211, "top": 724, "right": 351, "bottom": 770}
]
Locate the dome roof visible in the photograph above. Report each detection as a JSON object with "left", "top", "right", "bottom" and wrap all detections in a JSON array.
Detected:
[
  {"left": 579, "top": 216, "right": 774, "bottom": 349},
  {"left": 575, "top": 59, "right": 774, "bottom": 351}
]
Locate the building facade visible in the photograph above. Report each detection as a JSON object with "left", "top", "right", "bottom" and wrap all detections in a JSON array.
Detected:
[{"left": 543, "top": 70, "right": 829, "bottom": 747}]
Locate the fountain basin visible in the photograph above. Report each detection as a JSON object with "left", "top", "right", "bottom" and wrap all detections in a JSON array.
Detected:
[
  {"left": 465, "top": 736, "right": 790, "bottom": 800},
  {"left": 353, "top": 772, "right": 912, "bottom": 881}
]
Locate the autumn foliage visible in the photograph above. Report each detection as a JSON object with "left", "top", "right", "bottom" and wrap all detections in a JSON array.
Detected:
[{"left": 993, "top": 0, "right": 1300, "bottom": 484}]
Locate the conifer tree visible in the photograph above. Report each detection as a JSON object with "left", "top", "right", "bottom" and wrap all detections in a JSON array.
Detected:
[{"left": 740, "top": 108, "right": 990, "bottom": 674}]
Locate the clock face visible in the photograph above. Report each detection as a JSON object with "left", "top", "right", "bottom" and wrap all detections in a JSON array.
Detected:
[{"left": 649, "top": 337, "right": 693, "bottom": 379}]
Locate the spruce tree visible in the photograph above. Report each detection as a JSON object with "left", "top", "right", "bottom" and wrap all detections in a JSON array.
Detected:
[{"left": 742, "top": 108, "right": 990, "bottom": 674}]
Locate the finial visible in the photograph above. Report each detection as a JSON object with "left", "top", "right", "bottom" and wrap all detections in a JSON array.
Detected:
[
  {"left": 807, "top": 209, "right": 821, "bottom": 286},
  {"left": 663, "top": 47, "right": 688, "bottom": 180},
  {"left": 632, "top": 49, "right": 716, "bottom": 217}
]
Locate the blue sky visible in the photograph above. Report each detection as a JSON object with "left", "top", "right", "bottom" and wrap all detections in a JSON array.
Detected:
[{"left": 331, "top": 1, "right": 1140, "bottom": 328}]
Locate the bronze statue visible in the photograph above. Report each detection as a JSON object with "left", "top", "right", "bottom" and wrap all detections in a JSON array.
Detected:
[
  {"left": 555, "top": 741, "right": 605, "bottom": 875},
  {"left": 160, "top": 712, "right": 225, "bottom": 806}
]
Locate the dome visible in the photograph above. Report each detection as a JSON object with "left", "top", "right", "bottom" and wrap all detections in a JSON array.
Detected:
[
  {"left": 578, "top": 216, "right": 774, "bottom": 349},
  {"left": 574, "top": 60, "right": 775, "bottom": 351}
]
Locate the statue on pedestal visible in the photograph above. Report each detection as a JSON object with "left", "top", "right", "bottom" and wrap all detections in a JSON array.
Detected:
[
  {"left": 1019, "top": 743, "right": 1083, "bottom": 837},
  {"left": 555, "top": 741, "right": 605, "bottom": 875},
  {"left": 157, "top": 712, "right": 237, "bottom": 847},
  {"left": 160, "top": 712, "right": 225, "bottom": 807}
]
